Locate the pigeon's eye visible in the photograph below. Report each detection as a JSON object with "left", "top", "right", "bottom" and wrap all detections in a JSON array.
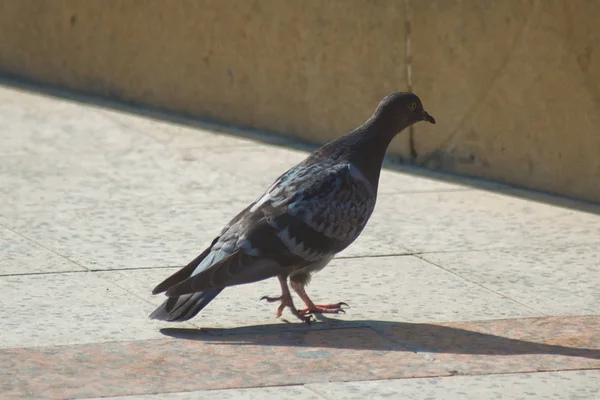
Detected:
[{"left": 410, "top": 102, "right": 417, "bottom": 111}]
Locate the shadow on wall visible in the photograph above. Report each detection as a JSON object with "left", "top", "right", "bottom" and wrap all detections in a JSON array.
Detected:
[{"left": 1, "top": 74, "right": 599, "bottom": 216}]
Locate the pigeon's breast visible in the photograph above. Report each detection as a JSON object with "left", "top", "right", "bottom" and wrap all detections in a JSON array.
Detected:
[
  {"left": 291, "top": 174, "right": 375, "bottom": 242},
  {"left": 270, "top": 162, "right": 377, "bottom": 259}
]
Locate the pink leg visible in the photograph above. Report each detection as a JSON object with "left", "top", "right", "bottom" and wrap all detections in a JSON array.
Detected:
[
  {"left": 290, "top": 281, "right": 349, "bottom": 315},
  {"left": 261, "top": 275, "right": 312, "bottom": 324}
]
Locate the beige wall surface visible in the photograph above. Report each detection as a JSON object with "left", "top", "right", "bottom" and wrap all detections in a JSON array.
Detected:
[
  {"left": 0, "top": 0, "right": 598, "bottom": 202},
  {"left": 401, "top": 0, "right": 600, "bottom": 204}
]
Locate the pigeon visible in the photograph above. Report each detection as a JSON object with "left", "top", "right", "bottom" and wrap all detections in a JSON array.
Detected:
[{"left": 149, "top": 92, "right": 435, "bottom": 324}]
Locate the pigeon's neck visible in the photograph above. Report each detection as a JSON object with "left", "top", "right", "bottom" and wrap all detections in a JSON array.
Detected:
[
  {"left": 314, "top": 114, "right": 403, "bottom": 192},
  {"left": 341, "top": 115, "right": 403, "bottom": 189}
]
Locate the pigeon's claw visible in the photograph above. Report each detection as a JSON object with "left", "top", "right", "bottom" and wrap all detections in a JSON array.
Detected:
[
  {"left": 269, "top": 291, "right": 313, "bottom": 324},
  {"left": 261, "top": 275, "right": 314, "bottom": 325},
  {"left": 260, "top": 295, "right": 283, "bottom": 303},
  {"left": 289, "top": 308, "right": 315, "bottom": 325},
  {"left": 299, "top": 302, "right": 349, "bottom": 315},
  {"left": 290, "top": 280, "right": 350, "bottom": 316}
]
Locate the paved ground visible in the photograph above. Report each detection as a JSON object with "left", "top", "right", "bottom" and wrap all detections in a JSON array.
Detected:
[{"left": 0, "top": 81, "right": 599, "bottom": 400}]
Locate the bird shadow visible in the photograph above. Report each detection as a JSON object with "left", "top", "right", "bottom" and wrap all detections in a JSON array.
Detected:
[{"left": 159, "top": 316, "right": 600, "bottom": 361}]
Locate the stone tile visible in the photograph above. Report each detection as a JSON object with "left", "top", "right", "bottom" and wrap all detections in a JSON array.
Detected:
[
  {"left": 308, "top": 370, "right": 600, "bottom": 400},
  {"left": 369, "top": 191, "right": 600, "bottom": 253},
  {"left": 496, "top": 187, "right": 600, "bottom": 216},
  {"left": 98, "top": 145, "right": 262, "bottom": 208},
  {"left": 0, "top": 227, "right": 84, "bottom": 275},
  {"left": 0, "top": 272, "right": 185, "bottom": 349},
  {"left": 6, "top": 182, "right": 565, "bottom": 271},
  {"left": 378, "top": 168, "right": 474, "bottom": 195},
  {"left": 0, "top": 329, "right": 447, "bottom": 399},
  {"left": 178, "top": 145, "right": 472, "bottom": 196},
  {"left": 0, "top": 153, "right": 123, "bottom": 213},
  {"left": 0, "top": 198, "right": 418, "bottom": 270},
  {"left": 84, "top": 386, "right": 324, "bottom": 400},
  {"left": 379, "top": 316, "right": 600, "bottom": 375},
  {"left": 101, "top": 256, "right": 537, "bottom": 330},
  {"left": 284, "top": 256, "right": 538, "bottom": 324},
  {"left": 99, "top": 107, "right": 292, "bottom": 149},
  {"left": 0, "top": 86, "right": 160, "bottom": 156},
  {"left": 421, "top": 246, "right": 600, "bottom": 316},
  {"left": 0, "top": 145, "right": 262, "bottom": 215},
  {"left": 98, "top": 267, "right": 321, "bottom": 331},
  {"left": 381, "top": 162, "right": 513, "bottom": 193},
  {"left": 0, "top": 88, "right": 296, "bottom": 212},
  {"left": 0, "top": 87, "right": 277, "bottom": 211},
  {"left": 0, "top": 202, "right": 242, "bottom": 269},
  {"left": 335, "top": 229, "right": 412, "bottom": 258},
  {"left": 176, "top": 145, "right": 307, "bottom": 191}
]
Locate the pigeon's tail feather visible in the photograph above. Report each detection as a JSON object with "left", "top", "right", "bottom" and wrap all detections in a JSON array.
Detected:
[
  {"left": 149, "top": 289, "right": 222, "bottom": 322},
  {"left": 152, "top": 240, "right": 217, "bottom": 295}
]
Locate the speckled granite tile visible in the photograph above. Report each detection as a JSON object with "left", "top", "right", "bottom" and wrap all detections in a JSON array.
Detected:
[
  {"left": 308, "top": 370, "right": 600, "bottom": 400},
  {"left": 178, "top": 145, "right": 474, "bottom": 196},
  {"left": 177, "top": 146, "right": 308, "bottom": 190},
  {"left": 0, "top": 227, "right": 84, "bottom": 275},
  {"left": 104, "top": 104, "right": 494, "bottom": 197},
  {"left": 378, "top": 168, "right": 475, "bottom": 194},
  {"left": 99, "top": 256, "right": 538, "bottom": 330},
  {"left": 83, "top": 386, "right": 325, "bottom": 400},
  {"left": 99, "top": 107, "right": 294, "bottom": 148},
  {"left": 0, "top": 201, "right": 416, "bottom": 270},
  {"left": 0, "top": 203, "right": 241, "bottom": 269},
  {"left": 259, "top": 256, "right": 538, "bottom": 324},
  {"left": 97, "top": 145, "right": 263, "bottom": 208},
  {"left": 0, "top": 272, "right": 186, "bottom": 349},
  {"left": 0, "top": 153, "right": 122, "bottom": 213},
  {"left": 0, "top": 87, "right": 160, "bottom": 156},
  {"left": 337, "top": 229, "right": 412, "bottom": 258},
  {"left": 498, "top": 186, "right": 600, "bottom": 216},
  {"left": 421, "top": 246, "right": 600, "bottom": 316},
  {"left": 96, "top": 267, "right": 336, "bottom": 331},
  {"left": 378, "top": 316, "right": 600, "bottom": 375},
  {"left": 0, "top": 329, "right": 448, "bottom": 399},
  {"left": 0, "top": 147, "right": 263, "bottom": 214},
  {"left": 369, "top": 191, "right": 600, "bottom": 253}
]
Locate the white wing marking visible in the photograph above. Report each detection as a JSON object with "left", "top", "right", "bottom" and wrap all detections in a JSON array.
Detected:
[
  {"left": 237, "top": 239, "right": 260, "bottom": 256},
  {"left": 347, "top": 163, "right": 374, "bottom": 196},
  {"left": 276, "top": 226, "right": 323, "bottom": 261},
  {"left": 250, "top": 191, "right": 271, "bottom": 213}
]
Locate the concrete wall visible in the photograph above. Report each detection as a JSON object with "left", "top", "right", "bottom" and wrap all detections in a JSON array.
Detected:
[
  {"left": 0, "top": 0, "right": 598, "bottom": 202},
  {"left": 401, "top": 0, "right": 600, "bottom": 204}
]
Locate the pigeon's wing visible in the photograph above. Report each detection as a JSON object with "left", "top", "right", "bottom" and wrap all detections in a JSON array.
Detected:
[
  {"left": 151, "top": 202, "right": 256, "bottom": 295},
  {"left": 267, "top": 161, "right": 378, "bottom": 251},
  {"left": 164, "top": 209, "right": 305, "bottom": 296},
  {"left": 161, "top": 169, "right": 308, "bottom": 297},
  {"left": 165, "top": 162, "right": 376, "bottom": 297}
]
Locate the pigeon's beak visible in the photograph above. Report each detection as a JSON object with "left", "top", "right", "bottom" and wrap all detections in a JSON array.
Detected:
[{"left": 422, "top": 110, "right": 436, "bottom": 124}]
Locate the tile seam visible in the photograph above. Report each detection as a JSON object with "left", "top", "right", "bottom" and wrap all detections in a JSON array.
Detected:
[
  {"left": 414, "top": 253, "right": 549, "bottom": 317},
  {"left": 0, "top": 224, "right": 90, "bottom": 271}
]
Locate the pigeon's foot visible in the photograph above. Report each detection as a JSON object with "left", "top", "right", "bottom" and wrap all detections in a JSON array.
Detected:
[
  {"left": 290, "top": 280, "right": 349, "bottom": 316},
  {"left": 259, "top": 293, "right": 292, "bottom": 318},
  {"left": 299, "top": 302, "right": 349, "bottom": 315},
  {"left": 286, "top": 304, "right": 314, "bottom": 325},
  {"left": 260, "top": 275, "right": 313, "bottom": 325}
]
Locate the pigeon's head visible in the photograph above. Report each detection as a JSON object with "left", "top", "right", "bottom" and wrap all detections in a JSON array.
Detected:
[{"left": 374, "top": 92, "right": 435, "bottom": 132}]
